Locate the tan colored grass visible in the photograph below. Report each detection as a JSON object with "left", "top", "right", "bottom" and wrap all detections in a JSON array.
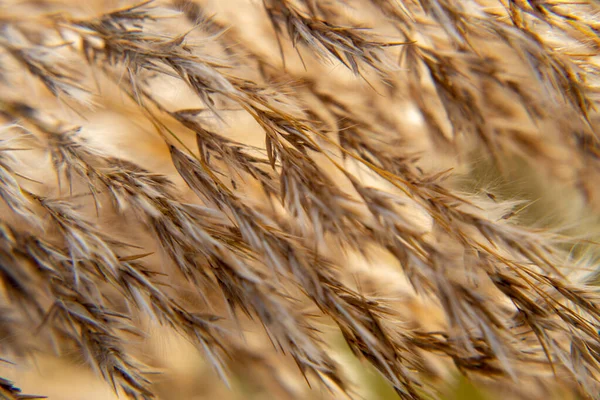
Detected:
[{"left": 0, "top": 0, "right": 599, "bottom": 399}]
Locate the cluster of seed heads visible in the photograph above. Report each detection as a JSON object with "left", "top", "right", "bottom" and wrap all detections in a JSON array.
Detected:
[{"left": 0, "top": 0, "right": 599, "bottom": 399}]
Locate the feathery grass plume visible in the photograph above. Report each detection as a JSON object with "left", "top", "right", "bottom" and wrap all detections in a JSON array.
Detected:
[{"left": 0, "top": 0, "right": 599, "bottom": 399}]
